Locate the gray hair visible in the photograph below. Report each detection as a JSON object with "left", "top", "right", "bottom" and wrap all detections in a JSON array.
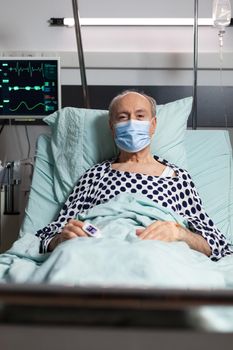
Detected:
[{"left": 108, "top": 90, "right": 157, "bottom": 121}]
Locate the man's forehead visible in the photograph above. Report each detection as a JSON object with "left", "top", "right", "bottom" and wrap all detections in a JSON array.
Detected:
[
  {"left": 120, "top": 91, "right": 148, "bottom": 100},
  {"left": 115, "top": 92, "right": 151, "bottom": 107}
]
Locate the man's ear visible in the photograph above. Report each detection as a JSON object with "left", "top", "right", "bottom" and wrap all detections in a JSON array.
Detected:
[
  {"left": 109, "top": 119, "right": 115, "bottom": 136},
  {"left": 150, "top": 116, "right": 157, "bottom": 136}
]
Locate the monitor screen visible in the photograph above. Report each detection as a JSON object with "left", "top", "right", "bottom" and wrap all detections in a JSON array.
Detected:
[{"left": 0, "top": 57, "right": 61, "bottom": 119}]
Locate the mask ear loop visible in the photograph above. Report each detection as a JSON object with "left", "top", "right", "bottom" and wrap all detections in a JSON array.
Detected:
[{"left": 218, "top": 39, "right": 228, "bottom": 130}]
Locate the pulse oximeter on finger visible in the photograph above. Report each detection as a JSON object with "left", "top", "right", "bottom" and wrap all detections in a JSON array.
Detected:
[{"left": 83, "top": 222, "right": 102, "bottom": 238}]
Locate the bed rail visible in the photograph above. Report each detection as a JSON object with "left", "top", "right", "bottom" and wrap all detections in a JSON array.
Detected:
[{"left": 0, "top": 284, "right": 233, "bottom": 329}]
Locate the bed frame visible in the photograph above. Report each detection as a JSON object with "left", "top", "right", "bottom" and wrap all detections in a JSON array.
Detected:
[
  {"left": 1, "top": 2, "right": 233, "bottom": 348},
  {"left": 1, "top": 284, "right": 233, "bottom": 350},
  {"left": 1, "top": 284, "right": 233, "bottom": 328}
]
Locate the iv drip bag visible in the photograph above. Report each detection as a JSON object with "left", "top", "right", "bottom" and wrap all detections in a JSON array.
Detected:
[
  {"left": 213, "top": 0, "right": 231, "bottom": 29},
  {"left": 212, "top": 0, "right": 231, "bottom": 49}
]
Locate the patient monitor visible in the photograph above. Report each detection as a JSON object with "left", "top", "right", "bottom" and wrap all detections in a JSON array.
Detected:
[{"left": 0, "top": 57, "right": 61, "bottom": 120}]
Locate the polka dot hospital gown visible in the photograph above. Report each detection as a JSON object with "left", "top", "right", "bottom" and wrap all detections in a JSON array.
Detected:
[{"left": 36, "top": 156, "right": 233, "bottom": 261}]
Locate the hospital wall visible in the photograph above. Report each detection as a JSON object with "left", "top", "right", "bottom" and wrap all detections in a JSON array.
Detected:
[{"left": 0, "top": 0, "right": 233, "bottom": 250}]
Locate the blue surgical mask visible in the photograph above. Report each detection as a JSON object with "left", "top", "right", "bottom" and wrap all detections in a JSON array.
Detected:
[{"left": 114, "top": 120, "right": 151, "bottom": 153}]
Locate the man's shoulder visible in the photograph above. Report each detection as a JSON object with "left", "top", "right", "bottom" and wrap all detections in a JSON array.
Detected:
[{"left": 85, "top": 159, "right": 112, "bottom": 174}]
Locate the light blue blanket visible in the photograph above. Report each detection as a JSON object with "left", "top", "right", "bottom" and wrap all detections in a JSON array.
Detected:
[{"left": 0, "top": 193, "right": 232, "bottom": 289}]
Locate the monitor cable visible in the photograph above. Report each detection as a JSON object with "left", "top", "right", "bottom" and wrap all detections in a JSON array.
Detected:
[{"left": 24, "top": 125, "right": 31, "bottom": 160}]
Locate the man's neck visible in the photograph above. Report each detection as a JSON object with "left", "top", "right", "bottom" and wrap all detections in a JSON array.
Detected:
[{"left": 118, "top": 148, "right": 155, "bottom": 164}]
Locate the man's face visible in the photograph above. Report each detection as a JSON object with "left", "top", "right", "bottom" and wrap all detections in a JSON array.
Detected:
[{"left": 110, "top": 92, "right": 156, "bottom": 137}]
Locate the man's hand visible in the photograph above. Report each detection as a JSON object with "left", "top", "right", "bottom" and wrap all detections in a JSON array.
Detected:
[
  {"left": 48, "top": 219, "right": 88, "bottom": 252},
  {"left": 136, "top": 220, "right": 211, "bottom": 257},
  {"left": 136, "top": 221, "right": 180, "bottom": 242}
]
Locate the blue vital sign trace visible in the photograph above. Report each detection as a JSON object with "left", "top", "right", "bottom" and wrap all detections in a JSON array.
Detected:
[{"left": 0, "top": 58, "right": 61, "bottom": 119}]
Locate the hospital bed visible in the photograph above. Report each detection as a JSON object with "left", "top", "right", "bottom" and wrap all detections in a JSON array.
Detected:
[{"left": 0, "top": 99, "right": 233, "bottom": 349}]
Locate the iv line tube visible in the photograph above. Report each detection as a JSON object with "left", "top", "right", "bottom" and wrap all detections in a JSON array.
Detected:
[
  {"left": 218, "top": 47, "right": 228, "bottom": 129},
  {"left": 219, "top": 31, "right": 224, "bottom": 61}
]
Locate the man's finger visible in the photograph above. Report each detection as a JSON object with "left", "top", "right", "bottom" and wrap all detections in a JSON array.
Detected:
[
  {"left": 68, "top": 219, "right": 84, "bottom": 228},
  {"left": 63, "top": 224, "right": 88, "bottom": 237},
  {"left": 137, "top": 221, "right": 163, "bottom": 239}
]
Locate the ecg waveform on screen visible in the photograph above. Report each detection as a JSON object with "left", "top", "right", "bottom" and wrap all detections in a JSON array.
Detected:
[
  {"left": 9, "top": 101, "right": 45, "bottom": 112},
  {"left": 8, "top": 85, "right": 44, "bottom": 91},
  {"left": 8, "top": 62, "right": 45, "bottom": 78}
]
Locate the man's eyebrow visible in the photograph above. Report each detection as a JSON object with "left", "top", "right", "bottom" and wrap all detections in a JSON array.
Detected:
[
  {"left": 117, "top": 108, "right": 147, "bottom": 114},
  {"left": 116, "top": 110, "right": 129, "bottom": 115},
  {"left": 135, "top": 109, "right": 147, "bottom": 113},
  {"left": 114, "top": 108, "right": 148, "bottom": 117}
]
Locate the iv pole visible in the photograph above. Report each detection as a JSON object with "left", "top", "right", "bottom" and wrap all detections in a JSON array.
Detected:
[
  {"left": 192, "top": 0, "right": 198, "bottom": 130},
  {"left": 71, "top": 0, "right": 90, "bottom": 108}
]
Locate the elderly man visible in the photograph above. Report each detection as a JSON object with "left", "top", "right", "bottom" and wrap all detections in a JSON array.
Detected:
[{"left": 36, "top": 91, "right": 232, "bottom": 261}]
